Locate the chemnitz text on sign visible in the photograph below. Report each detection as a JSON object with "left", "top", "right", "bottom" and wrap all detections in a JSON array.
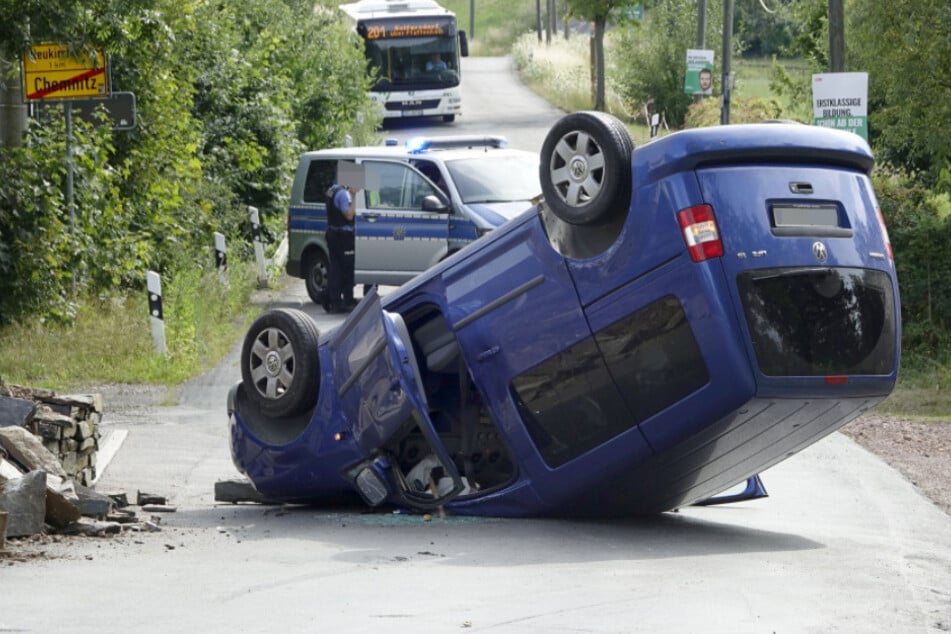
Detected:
[{"left": 22, "top": 43, "right": 109, "bottom": 101}]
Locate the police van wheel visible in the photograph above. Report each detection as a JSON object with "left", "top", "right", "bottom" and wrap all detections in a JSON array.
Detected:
[
  {"left": 241, "top": 309, "right": 320, "bottom": 418},
  {"left": 540, "top": 111, "right": 634, "bottom": 226},
  {"left": 304, "top": 251, "right": 329, "bottom": 304},
  {"left": 442, "top": 114, "right": 455, "bottom": 123}
]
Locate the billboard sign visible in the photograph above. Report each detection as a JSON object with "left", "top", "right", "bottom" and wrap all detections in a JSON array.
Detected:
[{"left": 812, "top": 72, "right": 868, "bottom": 140}]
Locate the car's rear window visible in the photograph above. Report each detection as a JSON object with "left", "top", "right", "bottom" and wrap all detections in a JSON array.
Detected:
[{"left": 738, "top": 267, "right": 896, "bottom": 376}]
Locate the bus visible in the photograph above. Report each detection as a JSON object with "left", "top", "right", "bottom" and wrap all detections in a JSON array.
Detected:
[{"left": 340, "top": 0, "right": 469, "bottom": 122}]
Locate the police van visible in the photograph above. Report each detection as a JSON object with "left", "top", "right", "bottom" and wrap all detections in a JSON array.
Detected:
[{"left": 285, "top": 136, "right": 540, "bottom": 303}]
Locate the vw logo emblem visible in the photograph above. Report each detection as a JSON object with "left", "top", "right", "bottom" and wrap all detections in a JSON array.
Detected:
[{"left": 812, "top": 241, "right": 828, "bottom": 263}]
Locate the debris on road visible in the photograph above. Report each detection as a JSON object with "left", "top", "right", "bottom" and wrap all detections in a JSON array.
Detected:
[
  {"left": 0, "top": 381, "right": 172, "bottom": 551},
  {"left": 1, "top": 382, "right": 103, "bottom": 485},
  {"left": 214, "top": 477, "right": 276, "bottom": 504}
]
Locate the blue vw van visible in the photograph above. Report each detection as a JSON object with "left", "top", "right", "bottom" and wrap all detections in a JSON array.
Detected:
[{"left": 230, "top": 112, "right": 900, "bottom": 517}]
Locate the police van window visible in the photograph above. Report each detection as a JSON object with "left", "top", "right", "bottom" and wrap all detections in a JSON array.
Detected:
[
  {"left": 365, "top": 161, "right": 438, "bottom": 211},
  {"left": 411, "top": 159, "right": 448, "bottom": 197},
  {"left": 302, "top": 160, "right": 336, "bottom": 204}
]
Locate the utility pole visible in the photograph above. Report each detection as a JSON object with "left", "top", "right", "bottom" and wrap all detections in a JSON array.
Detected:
[
  {"left": 469, "top": 0, "right": 475, "bottom": 40},
  {"left": 828, "top": 0, "right": 845, "bottom": 72},
  {"left": 545, "top": 0, "right": 552, "bottom": 44},
  {"left": 564, "top": 0, "right": 569, "bottom": 40},
  {"left": 720, "top": 0, "right": 734, "bottom": 124},
  {"left": 696, "top": 0, "right": 707, "bottom": 49},
  {"left": 536, "top": 0, "right": 543, "bottom": 42},
  {"left": 0, "top": 61, "right": 28, "bottom": 149},
  {"left": 694, "top": 0, "right": 707, "bottom": 104}
]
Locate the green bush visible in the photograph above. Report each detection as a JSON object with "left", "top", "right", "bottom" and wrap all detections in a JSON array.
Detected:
[
  {"left": 683, "top": 95, "right": 783, "bottom": 128},
  {"left": 875, "top": 168, "right": 951, "bottom": 362},
  {"left": 610, "top": 0, "right": 726, "bottom": 129},
  {"left": 0, "top": 0, "right": 378, "bottom": 325}
]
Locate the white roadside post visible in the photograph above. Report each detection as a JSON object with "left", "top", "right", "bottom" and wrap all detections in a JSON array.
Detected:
[
  {"left": 146, "top": 270, "right": 168, "bottom": 357},
  {"left": 214, "top": 231, "right": 227, "bottom": 271},
  {"left": 249, "top": 206, "right": 268, "bottom": 288}
]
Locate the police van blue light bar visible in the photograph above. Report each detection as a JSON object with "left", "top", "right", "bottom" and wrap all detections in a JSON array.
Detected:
[{"left": 405, "top": 135, "right": 508, "bottom": 153}]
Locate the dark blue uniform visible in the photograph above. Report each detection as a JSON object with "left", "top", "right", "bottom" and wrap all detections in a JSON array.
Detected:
[{"left": 325, "top": 185, "right": 355, "bottom": 313}]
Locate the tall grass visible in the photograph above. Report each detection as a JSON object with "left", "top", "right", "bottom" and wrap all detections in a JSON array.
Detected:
[
  {"left": 441, "top": 0, "right": 542, "bottom": 56},
  {"left": 0, "top": 260, "right": 264, "bottom": 391},
  {"left": 512, "top": 33, "right": 657, "bottom": 144}
]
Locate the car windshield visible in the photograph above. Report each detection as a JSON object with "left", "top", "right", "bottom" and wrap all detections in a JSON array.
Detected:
[{"left": 445, "top": 154, "right": 541, "bottom": 204}]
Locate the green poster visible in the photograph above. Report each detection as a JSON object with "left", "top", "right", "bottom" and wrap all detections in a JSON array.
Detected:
[{"left": 684, "top": 49, "right": 714, "bottom": 95}]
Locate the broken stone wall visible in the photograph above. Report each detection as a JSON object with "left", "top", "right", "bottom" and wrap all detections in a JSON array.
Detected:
[{"left": 1, "top": 385, "right": 102, "bottom": 486}]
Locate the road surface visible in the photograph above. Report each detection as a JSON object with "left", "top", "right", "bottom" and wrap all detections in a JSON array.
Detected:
[{"left": 3, "top": 57, "right": 950, "bottom": 634}]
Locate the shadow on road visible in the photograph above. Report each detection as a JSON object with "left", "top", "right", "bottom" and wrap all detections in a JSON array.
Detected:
[{"left": 174, "top": 503, "right": 822, "bottom": 565}]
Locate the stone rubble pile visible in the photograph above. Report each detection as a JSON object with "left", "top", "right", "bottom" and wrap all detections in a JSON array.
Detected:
[{"left": 0, "top": 381, "right": 171, "bottom": 548}]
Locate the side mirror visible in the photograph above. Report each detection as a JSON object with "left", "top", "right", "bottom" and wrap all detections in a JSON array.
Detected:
[
  {"left": 459, "top": 31, "right": 469, "bottom": 57},
  {"left": 422, "top": 194, "right": 449, "bottom": 213}
]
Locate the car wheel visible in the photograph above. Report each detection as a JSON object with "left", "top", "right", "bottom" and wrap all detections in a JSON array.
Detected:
[
  {"left": 304, "top": 250, "right": 328, "bottom": 304},
  {"left": 540, "top": 111, "right": 634, "bottom": 226},
  {"left": 442, "top": 114, "right": 456, "bottom": 123},
  {"left": 241, "top": 308, "right": 320, "bottom": 418}
]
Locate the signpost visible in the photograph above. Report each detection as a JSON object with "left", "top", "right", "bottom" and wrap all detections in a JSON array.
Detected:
[
  {"left": 35, "top": 91, "right": 137, "bottom": 130},
  {"left": 22, "top": 43, "right": 109, "bottom": 102},
  {"left": 20, "top": 43, "right": 117, "bottom": 293}
]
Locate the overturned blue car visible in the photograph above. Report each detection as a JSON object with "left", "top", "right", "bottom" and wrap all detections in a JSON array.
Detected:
[{"left": 228, "top": 112, "right": 900, "bottom": 517}]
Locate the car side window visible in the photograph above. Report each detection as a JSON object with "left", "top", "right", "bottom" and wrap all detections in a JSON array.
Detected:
[
  {"left": 302, "top": 159, "right": 336, "bottom": 203},
  {"left": 365, "top": 161, "right": 438, "bottom": 211},
  {"left": 411, "top": 159, "right": 449, "bottom": 197}
]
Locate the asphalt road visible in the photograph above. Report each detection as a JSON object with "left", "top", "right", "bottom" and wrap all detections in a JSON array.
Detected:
[{"left": 3, "top": 57, "right": 951, "bottom": 634}]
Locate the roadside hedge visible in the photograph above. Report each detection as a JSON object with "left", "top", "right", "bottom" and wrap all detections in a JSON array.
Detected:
[{"left": 0, "top": 0, "right": 379, "bottom": 323}]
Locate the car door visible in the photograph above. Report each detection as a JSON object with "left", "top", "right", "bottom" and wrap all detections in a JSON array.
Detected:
[
  {"left": 329, "top": 289, "right": 464, "bottom": 508},
  {"left": 355, "top": 160, "right": 450, "bottom": 282}
]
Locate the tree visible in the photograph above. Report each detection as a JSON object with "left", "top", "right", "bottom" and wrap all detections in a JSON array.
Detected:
[
  {"left": 565, "top": 0, "right": 641, "bottom": 110},
  {"left": 848, "top": 0, "right": 951, "bottom": 189},
  {"left": 0, "top": 0, "right": 378, "bottom": 323},
  {"left": 733, "top": 0, "right": 796, "bottom": 58},
  {"left": 612, "top": 0, "right": 728, "bottom": 128}
]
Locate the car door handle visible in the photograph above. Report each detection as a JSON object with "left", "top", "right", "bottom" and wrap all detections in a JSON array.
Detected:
[
  {"left": 477, "top": 345, "right": 500, "bottom": 361},
  {"left": 362, "top": 213, "right": 380, "bottom": 222}
]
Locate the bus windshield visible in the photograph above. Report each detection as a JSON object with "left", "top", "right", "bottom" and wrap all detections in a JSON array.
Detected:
[{"left": 364, "top": 34, "right": 459, "bottom": 90}]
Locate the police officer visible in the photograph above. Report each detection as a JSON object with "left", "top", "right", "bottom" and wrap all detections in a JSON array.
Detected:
[{"left": 324, "top": 182, "right": 358, "bottom": 313}]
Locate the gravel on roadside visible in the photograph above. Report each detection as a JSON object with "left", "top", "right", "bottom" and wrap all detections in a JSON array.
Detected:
[{"left": 842, "top": 414, "right": 951, "bottom": 516}]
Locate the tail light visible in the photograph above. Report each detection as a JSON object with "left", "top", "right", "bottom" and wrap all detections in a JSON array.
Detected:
[
  {"left": 875, "top": 207, "right": 893, "bottom": 260},
  {"left": 678, "top": 204, "right": 723, "bottom": 262}
]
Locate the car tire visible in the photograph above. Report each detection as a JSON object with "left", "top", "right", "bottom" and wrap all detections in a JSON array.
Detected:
[
  {"left": 241, "top": 308, "right": 320, "bottom": 418},
  {"left": 442, "top": 114, "right": 456, "bottom": 123},
  {"left": 540, "top": 111, "right": 634, "bottom": 226},
  {"left": 304, "top": 250, "right": 328, "bottom": 305}
]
